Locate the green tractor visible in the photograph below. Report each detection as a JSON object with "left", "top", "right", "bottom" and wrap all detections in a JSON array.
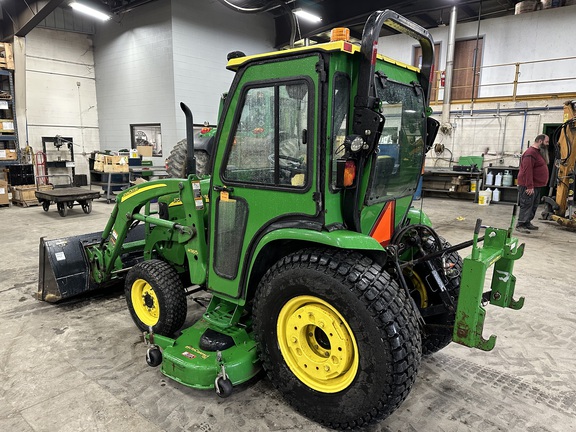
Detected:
[{"left": 38, "top": 10, "right": 525, "bottom": 429}]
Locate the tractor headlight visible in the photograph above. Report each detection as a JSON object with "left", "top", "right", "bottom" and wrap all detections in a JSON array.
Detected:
[{"left": 346, "top": 135, "right": 365, "bottom": 153}]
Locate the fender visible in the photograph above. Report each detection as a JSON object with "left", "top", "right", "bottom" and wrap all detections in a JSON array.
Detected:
[
  {"left": 406, "top": 206, "right": 433, "bottom": 227},
  {"left": 244, "top": 227, "right": 385, "bottom": 298}
]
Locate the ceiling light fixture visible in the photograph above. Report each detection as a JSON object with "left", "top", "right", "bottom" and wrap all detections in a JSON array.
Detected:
[
  {"left": 70, "top": 2, "right": 111, "bottom": 21},
  {"left": 293, "top": 8, "right": 322, "bottom": 23}
]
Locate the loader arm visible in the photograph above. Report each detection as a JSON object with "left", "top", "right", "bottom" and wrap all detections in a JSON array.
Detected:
[{"left": 86, "top": 177, "right": 209, "bottom": 287}]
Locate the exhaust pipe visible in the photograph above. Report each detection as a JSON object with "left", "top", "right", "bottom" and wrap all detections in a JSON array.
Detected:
[{"left": 180, "top": 102, "right": 196, "bottom": 177}]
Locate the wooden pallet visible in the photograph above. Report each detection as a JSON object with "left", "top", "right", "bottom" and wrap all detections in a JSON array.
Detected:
[
  {"left": 11, "top": 198, "right": 39, "bottom": 207},
  {"left": 0, "top": 43, "right": 14, "bottom": 70}
]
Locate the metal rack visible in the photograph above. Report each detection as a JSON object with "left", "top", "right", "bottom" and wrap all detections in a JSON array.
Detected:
[{"left": 0, "top": 69, "right": 18, "bottom": 167}]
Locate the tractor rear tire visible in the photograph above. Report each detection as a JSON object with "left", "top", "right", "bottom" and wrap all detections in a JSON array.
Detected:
[
  {"left": 165, "top": 139, "right": 210, "bottom": 178},
  {"left": 125, "top": 259, "right": 187, "bottom": 336},
  {"left": 253, "top": 248, "right": 422, "bottom": 430}
]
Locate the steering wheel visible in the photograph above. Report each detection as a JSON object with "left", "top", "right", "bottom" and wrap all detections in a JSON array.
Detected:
[{"left": 268, "top": 154, "right": 304, "bottom": 174}]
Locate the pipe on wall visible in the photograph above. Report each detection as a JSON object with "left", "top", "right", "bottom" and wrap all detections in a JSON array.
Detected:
[{"left": 441, "top": 6, "right": 458, "bottom": 125}]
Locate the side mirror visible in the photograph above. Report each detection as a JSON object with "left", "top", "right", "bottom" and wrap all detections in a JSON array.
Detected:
[{"left": 425, "top": 117, "right": 440, "bottom": 153}]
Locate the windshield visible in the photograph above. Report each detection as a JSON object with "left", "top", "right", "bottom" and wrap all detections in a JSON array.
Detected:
[{"left": 367, "top": 80, "right": 426, "bottom": 204}]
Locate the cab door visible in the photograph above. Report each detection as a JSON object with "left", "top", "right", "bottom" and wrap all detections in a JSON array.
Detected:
[{"left": 208, "top": 54, "right": 323, "bottom": 299}]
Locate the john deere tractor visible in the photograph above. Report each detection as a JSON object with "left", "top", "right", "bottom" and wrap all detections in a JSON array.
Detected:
[{"left": 38, "top": 10, "right": 525, "bottom": 429}]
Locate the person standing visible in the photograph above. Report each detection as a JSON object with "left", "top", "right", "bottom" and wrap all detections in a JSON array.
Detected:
[{"left": 516, "top": 134, "right": 550, "bottom": 233}]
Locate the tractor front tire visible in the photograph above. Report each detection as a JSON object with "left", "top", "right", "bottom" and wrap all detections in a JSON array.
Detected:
[
  {"left": 253, "top": 248, "right": 422, "bottom": 430},
  {"left": 165, "top": 138, "right": 210, "bottom": 178},
  {"left": 125, "top": 259, "right": 187, "bottom": 336}
]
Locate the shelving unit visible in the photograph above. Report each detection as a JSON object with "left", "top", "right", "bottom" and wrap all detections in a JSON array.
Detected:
[
  {"left": 422, "top": 168, "right": 482, "bottom": 202},
  {"left": 0, "top": 69, "right": 18, "bottom": 167},
  {"left": 129, "top": 165, "right": 168, "bottom": 183},
  {"left": 482, "top": 166, "right": 519, "bottom": 205},
  {"left": 90, "top": 170, "right": 130, "bottom": 203}
]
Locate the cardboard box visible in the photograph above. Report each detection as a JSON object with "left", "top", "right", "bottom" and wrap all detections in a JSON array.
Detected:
[
  {"left": 0, "top": 179, "right": 9, "bottom": 205},
  {"left": 102, "top": 155, "right": 129, "bottom": 173},
  {"left": 0, "top": 120, "right": 14, "bottom": 131},
  {"left": 137, "top": 145, "right": 153, "bottom": 157},
  {"left": 0, "top": 149, "right": 17, "bottom": 160}
]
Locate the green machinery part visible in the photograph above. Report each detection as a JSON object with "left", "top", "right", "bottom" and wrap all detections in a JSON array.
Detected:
[{"left": 453, "top": 216, "right": 525, "bottom": 351}]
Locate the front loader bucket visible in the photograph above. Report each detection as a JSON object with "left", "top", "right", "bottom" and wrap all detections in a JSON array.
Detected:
[{"left": 38, "top": 232, "right": 103, "bottom": 302}]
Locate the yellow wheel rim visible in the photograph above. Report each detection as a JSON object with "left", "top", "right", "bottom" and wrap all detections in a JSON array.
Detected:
[
  {"left": 405, "top": 269, "right": 429, "bottom": 308},
  {"left": 277, "top": 295, "right": 359, "bottom": 393},
  {"left": 131, "top": 279, "right": 160, "bottom": 326}
]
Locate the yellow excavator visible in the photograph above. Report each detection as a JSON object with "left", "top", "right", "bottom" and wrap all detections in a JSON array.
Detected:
[{"left": 542, "top": 100, "right": 576, "bottom": 229}]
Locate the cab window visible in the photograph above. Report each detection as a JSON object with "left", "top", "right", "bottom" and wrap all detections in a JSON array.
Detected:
[
  {"left": 224, "top": 81, "right": 310, "bottom": 188},
  {"left": 367, "top": 80, "right": 426, "bottom": 203}
]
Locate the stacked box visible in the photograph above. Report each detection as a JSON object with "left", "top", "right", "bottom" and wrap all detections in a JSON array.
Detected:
[
  {"left": 137, "top": 145, "right": 153, "bottom": 157},
  {"left": 0, "top": 179, "right": 9, "bottom": 205},
  {"left": 103, "top": 155, "right": 129, "bottom": 173},
  {"left": 0, "top": 149, "right": 17, "bottom": 160},
  {"left": 93, "top": 155, "right": 129, "bottom": 173}
]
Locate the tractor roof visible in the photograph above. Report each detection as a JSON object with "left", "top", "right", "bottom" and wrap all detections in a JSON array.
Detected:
[{"left": 226, "top": 40, "right": 419, "bottom": 73}]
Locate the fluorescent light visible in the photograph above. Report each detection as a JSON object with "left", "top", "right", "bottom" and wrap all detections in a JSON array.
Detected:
[
  {"left": 70, "top": 2, "right": 111, "bottom": 21},
  {"left": 293, "top": 8, "right": 322, "bottom": 23}
]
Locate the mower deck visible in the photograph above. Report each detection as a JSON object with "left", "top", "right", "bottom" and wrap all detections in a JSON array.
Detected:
[{"left": 148, "top": 318, "right": 260, "bottom": 390}]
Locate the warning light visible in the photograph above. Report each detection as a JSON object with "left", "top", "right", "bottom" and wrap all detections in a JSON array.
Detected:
[
  {"left": 200, "top": 127, "right": 212, "bottom": 134},
  {"left": 330, "top": 28, "right": 350, "bottom": 42}
]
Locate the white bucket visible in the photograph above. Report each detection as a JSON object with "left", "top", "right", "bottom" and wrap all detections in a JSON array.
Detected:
[{"left": 478, "top": 190, "right": 491, "bottom": 206}]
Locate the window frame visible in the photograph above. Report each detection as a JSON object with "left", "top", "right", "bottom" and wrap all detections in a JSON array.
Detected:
[
  {"left": 220, "top": 76, "right": 315, "bottom": 193},
  {"left": 329, "top": 72, "right": 351, "bottom": 192}
]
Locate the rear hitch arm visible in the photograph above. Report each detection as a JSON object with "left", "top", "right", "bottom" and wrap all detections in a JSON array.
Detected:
[{"left": 453, "top": 213, "right": 525, "bottom": 351}]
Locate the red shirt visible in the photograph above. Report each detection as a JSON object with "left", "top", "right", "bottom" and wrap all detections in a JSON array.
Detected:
[{"left": 517, "top": 146, "right": 549, "bottom": 189}]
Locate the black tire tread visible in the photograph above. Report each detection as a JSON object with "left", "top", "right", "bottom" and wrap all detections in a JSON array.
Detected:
[
  {"left": 165, "top": 139, "right": 209, "bottom": 178},
  {"left": 125, "top": 259, "right": 187, "bottom": 336},
  {"left": 253, "top": 248, "right": 421, "bottom": 430}
]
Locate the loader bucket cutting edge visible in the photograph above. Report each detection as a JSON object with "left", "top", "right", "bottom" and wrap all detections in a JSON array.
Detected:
[
  {"left": 38, "top": 232, "right": 104, "bottom": 302},
  {"left": 38, "top": 224, "right": 147, "bottom": 303}
]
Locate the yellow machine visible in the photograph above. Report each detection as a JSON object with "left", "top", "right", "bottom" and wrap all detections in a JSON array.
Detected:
[{"left": 542, "top": 100, "right": 576, "bottom": 229}]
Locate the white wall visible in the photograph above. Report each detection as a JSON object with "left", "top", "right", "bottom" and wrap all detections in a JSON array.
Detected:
[
  {"left": 25, "top": 28, "right": 99, "bottom": 179},
  {"left": 171, "top": 0, "right": 275, "bottom": 140},
  {"left": 380, "top": 5, "right": 576, "bottom": 98},
  {"left": 93, "top": 3, "right": 174, "bottom": 160},
  {"left": 92, "top": 0, "right": 275, "bottom": 161},
  {"left": 378, "top": 6, "right": 576, "bottom": 169}
]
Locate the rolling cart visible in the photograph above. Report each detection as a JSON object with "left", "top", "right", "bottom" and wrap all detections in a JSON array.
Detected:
[{"left": 35, "top": 174, "right": 100, "bottom": 217}]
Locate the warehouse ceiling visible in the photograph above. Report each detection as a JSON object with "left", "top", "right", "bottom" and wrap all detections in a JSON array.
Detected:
[{"left": 0, "top": 0, "right": 518, "bottom": 43}]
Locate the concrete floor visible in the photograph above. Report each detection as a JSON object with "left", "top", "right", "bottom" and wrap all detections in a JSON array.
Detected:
[{"left": 1, "top": 195, "right": 575, "bottom": 432}]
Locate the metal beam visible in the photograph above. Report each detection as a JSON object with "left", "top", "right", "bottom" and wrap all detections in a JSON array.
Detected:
[{"left": 1, "top": 0, "right": 66, "bottom": 39}]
